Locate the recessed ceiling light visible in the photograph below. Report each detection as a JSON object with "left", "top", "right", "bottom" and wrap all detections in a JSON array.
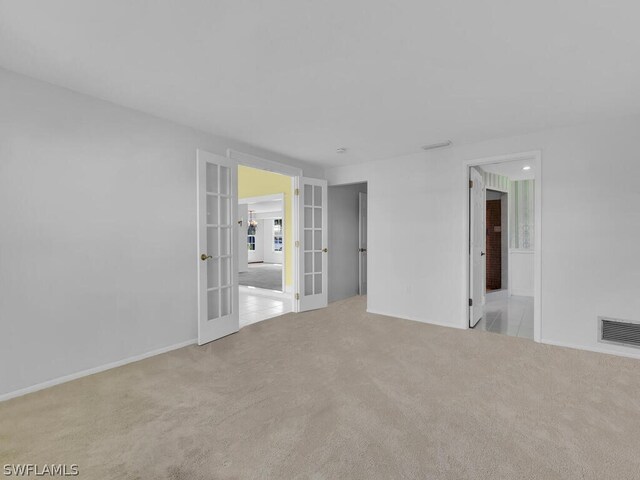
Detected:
[
  {"left": 336, "top": 147, "right": 347, "bottom": 154},
  {"left": 522, "top": 165, "right": 531, "bottom": 171},
  {"left": 422, "top": 140, "right": 452, "bottom": 151}
]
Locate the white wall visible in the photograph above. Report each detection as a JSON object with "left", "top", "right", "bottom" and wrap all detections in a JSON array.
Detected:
[
  {"left": 0, "top": 68, "right": 321, "bottom": 397},
  {"left": 509, "top": 251, "right": 534, "bottom": 296},
  {"left": 237, "top": 204, "right": 249, "bottom": 272},
  {"left": 328, "top": 183, "right": 368, "bottom": 303},
  {"left": 326, "top": 116, "right": 640, "bottom": 358}
]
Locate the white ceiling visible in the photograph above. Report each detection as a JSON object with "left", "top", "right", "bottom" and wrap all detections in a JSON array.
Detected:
[
  {"left": 481, "top": 159, "right": 535, "bottom": 181},
  {"left": 2, "top": 1, "right": 640, "bottom": 167}
]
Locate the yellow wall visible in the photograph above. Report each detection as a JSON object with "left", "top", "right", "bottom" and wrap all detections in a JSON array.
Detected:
[{"left": 238, "top": 165, "right": 293, "bottom": 287}]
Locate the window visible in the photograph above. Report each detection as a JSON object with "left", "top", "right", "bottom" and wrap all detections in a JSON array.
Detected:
[
  {"left": 247, "top": 224, "right": 256, "bottom": 251},
  {"left": 273, "top": 218, "right": 283, "bottom": 252}
]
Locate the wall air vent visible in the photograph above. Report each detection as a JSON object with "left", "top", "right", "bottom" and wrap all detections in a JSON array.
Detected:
[{"left": 600, "top": 317, "right": 640, "bottom": 348}]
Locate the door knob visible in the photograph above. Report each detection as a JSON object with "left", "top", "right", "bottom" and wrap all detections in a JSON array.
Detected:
[
  {"left": 481, "top": 252, "right": 486, "bottom": 256},
  {"left": 201, "top": 254, "right": 213, "bottom": 261},
  {"left": 322, "top": 248, "right": 328, "bottom": 253},
  {"left": 359, "top": 248, "right": 367, "bottom": 252}
]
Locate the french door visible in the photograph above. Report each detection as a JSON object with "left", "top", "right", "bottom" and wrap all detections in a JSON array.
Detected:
[
  {"left": 298, "top": 177, "right": 328, "bottom": 312},
  {"left": 197, "top": 150, "right": 239, "bottom": 345}
]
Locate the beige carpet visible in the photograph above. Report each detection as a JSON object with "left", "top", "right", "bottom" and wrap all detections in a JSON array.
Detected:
[{"left": 2, "top": 296, "right": 640, "bottom": 479}]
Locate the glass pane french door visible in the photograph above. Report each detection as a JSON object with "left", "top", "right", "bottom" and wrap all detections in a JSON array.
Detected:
[
  {"left": 197, "top": 150, "right": 239, "bottom": 344},
  {"left": 298, "top": 177, "right": 328, "bottom": 312}
]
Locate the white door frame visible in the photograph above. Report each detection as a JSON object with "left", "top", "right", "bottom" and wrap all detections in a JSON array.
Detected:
[
  {"left": 358, "top": 192, "right": 367, "bottom": 296},
  {"left": 462, "top": 150, "right": 542, "bottom": 342},
  {"left": 237, "top": 203, "right": 249, "bottom": 273},
  {"left": 227, "top": 149, "right": 302, "bottom": 312}
]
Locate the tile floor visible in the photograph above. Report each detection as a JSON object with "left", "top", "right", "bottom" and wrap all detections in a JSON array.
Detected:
[
  {"left": 239, "top": 287, "right": 293, "bottom": 328},
  {"left": 476, "top": 294, "right": 534, "bottom": 339}
]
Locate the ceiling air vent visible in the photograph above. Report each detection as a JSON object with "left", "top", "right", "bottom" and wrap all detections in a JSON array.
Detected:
[{"left": 600, "top": 317, "right": 640, "bottom": 348}]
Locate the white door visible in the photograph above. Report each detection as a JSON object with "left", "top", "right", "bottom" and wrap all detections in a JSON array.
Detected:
[
  {"left": 299, "top": 177, "right": 328, "bottom": 312},
  {"left": 197, "top": 150, "right": 239, "bottom": 345},
  {"left": 469, "top": 167, "right": 486, "bottom": 328},
  {"left": 238, "top": 203, "right": 249, "bottom": 273},
  {"left": 358, "top": 192, "right": 368, "bottom": 295}
]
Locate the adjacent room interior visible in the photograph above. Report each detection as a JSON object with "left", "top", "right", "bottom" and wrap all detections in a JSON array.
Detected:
[
  {"left": 237, "top": 165, "right": 293, "bottom": 328},
  {"left": 469, "top": 158, "right": 536, "bottom": 339},
  {"left": 239, "top": 196, "right": 284, "bottom": 292}
]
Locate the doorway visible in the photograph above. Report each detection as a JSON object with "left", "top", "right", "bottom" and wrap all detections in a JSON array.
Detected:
[
  {"left": 237, "top": 167, "right": 293, "bottom": 327},
  {"left": 465, "top": 152, "right": 541, "bottom": 341},
  {"left": 327, "top": 182, "right": 368, "bottom": 302},
  {"left": 196, "top": 149, "right": 329, "bottom": 345},
  {"left": 485, "top": 189, "right": 508, "bottom": 293}
]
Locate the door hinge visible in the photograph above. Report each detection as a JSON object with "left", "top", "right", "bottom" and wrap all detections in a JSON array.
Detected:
[
  {"left": 469, "top": 180, "right": 473, "bottom": 188},
  {"left": 295, "top": 240, "right": 300, "bottom": 247},
  {"left": 469, "top": 298, "right": 473, "bottom": 307},
  {"left": 295, "top": 293, "right": 300, "bottom": 300},
  {"left": 294, "top": 188, "right": 300, "bottom": 196}
]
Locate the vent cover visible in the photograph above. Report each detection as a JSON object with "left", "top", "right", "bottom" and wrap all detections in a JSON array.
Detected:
[{"left": 600, "top": 317, "right": 640, "bottom": 348}]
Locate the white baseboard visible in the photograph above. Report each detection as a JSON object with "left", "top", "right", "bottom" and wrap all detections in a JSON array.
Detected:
[
  {"left": 541, "top": 338, "right": 640, "bottom": 360},
  {"left": 366, "top": 308, "right": 466, "bottom": 330},
  {"left": 0, "top": 338, "right": 197, "bottom": 403},
  {"left": 367, "top": 309, "right": 640, "bottom": 361}
]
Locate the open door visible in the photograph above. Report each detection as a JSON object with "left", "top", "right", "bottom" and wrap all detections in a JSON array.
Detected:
[
  {"left": 469, "top": 167, "right": 486, "bottom": 328},
  {"left": 197, "top": 149, "right": 239, "bottom": 345},
  {"left": 298, "top": 177, "right": 328, "bottom": 312},
  {"left": 237, "top": 203, "right": 249, "bottom": 273},
  {"left": 358, "top": 192, "right": 367, "bottom": 295}
]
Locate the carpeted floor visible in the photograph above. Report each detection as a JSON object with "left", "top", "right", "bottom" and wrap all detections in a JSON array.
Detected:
[
  {"left": 239, "top": 263, "right": 282, "bottom": 291},
  {"left": 2, "top": 296, "right": 640, "bottom": 479}
]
